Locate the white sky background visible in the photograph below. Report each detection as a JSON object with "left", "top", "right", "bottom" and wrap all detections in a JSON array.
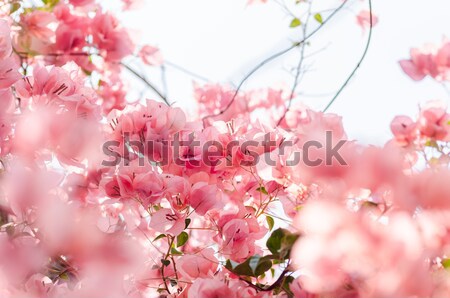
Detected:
[{"left": 118, "top": 0, "right": 450, "bottom": 145}]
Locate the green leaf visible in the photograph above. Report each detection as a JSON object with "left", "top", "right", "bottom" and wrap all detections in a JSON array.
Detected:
[
  {"left": 270, "top": 268, "right": 275, "bottom": 278},
  {"left": 153, "top": 234, "right": 166, "bottom": 242},
  {"left": 266, "top": 215, "right": 275, "bottom": 231},
  {"left": 43, "top": 0, "right": 59, "bottom": 6},
  {"left": 289, "top": 18, "right": 301, "bottom": 28},
  {"left": 425, "top": 140, "right": 438, "bottom": 148},
  {"left": 161, "top": 259, "right": 170, "bottom": 266},
  {"left": 170, "top": 247, "right": 183, "bottom": 255},
  {"left": 273, "top": 275, "right": 295, "bottom": 296},
  {"left": 250, "top": 256, "right": 272, "bottom": 277},
  {"left": 40, "top": 0, "right": 60, "bottom": 11},
  {"left": 442, "top": 258, "right": 450, "bottom": 269},
  {"left": 184, "top": 218, "right": 191, "bottom": 229},
  {"left": 82, "top": 68, "right": 92, "bottom": 76},
  {"left": 266, "top": 228, "right": 300, "bottom": 259},
  {"left": 10, "top": 2, "right": 20, "bottom": 14},
  {"left": 256, "top": 186, "right": 269, "bottom": 195},
  {"left": 225, "top": 255, "right": 273, "bottom": 277},
  {"left": 314, "top": 13, "right": 323, "bottom": 24},
  {"left": 266, "top": 228, "right": 284, "bottom": 255},
  {"left": 177, "top": 231, "right": 189, "bottom": 247}
]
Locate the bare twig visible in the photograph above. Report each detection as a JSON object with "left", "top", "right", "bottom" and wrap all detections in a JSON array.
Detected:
[
  {"left": 160, "top": 64, "right": 169, "bottom": 97},
  {"left": 165, "top": 60, "right": 210, "bottom": 82},
  {"left": 322, "top": 0, "right": 373, "bottom": 112},
  {"left": 201, "top": 0, "right": 350, "bottom": 125},
  {"left": 277, "top": 3, "right": 312, "bottom": 126},
  {"left": 121, "top": 62, "right": 170, "bottom": 105}
]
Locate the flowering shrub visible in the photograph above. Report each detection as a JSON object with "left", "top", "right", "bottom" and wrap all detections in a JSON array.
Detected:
[{"left": 0, "top": 0, "right": 450, "bottom": 298}]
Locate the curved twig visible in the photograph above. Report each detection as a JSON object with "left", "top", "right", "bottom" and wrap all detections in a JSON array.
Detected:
[
  {"left": 121, "top": 62, "right": 170, "bottom": 105},
  {"left": 202, "top": 0, "right": 350, "bottom": 125},
  {"left": 276, "top": 3, "right": 312, "bottom": 126},
  {"left": 322, "top": 0, "right": 373, "bottom": 112},
  {"left": 165, "top": 60, "right": 210, "bottom": 82}
]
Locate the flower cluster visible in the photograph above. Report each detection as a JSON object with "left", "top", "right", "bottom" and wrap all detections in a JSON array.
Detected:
[{"left": 399, "top": 39, "right": 450, "bottom": 81}]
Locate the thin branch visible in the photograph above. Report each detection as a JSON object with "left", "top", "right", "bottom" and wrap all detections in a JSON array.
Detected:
[
  {"left": 277, "top": 3, "right": 312, "bottom": 126},
  {"left": 238, "top": 268, "right": 291, "bottom": 292},
  {"left": 322, "top": 0, "right": 373, "bottom": 112},
  {"left": 165, "top": 60, "right": 210, "bottom": 82},
  {"left": 160, "top": 64, "right": 169, "bottom": 97},
  {"left": 120, "top": 62, "right": 170, "bottom": 105},
  {"left": 201, "top": 0, "right": 350, "bottom": 125}
]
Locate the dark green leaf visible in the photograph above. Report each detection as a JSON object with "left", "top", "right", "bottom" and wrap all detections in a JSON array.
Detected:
[
  {"left": 184, "top": 218, "right": 191, "bottom": 229},
  {"left": 266, "top": 228, "right": 284, "bottom": 255},
  {"left": 177, "top": 231, "right": 189, "bottom": 247},
  {"left": 266, "top": 228, "right": 300, "bottom": 259},
  {"left": 225, "top": 255, "right": 272, "bottom": 277},
  {"left": 161, "top": 259, "right": 170, "bottom": 266},
  {"left": 253, "top": 256, "right": 273, "bottom": 276},
  {"left": 153, "top": 234, "right": 166, "bottom": 242},
  {"left": 256, "top": 186, "right": 269, "bottom": 195},
  {"left": 273, "top": 275, "right": 295, "bottom": 296}
]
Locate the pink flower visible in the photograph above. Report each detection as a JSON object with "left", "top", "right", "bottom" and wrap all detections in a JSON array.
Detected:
[
  {"left": 148, "top": 208, "right": 185, "bottom": 236},
  {"left": 188, "top": 278, "right": 237, "bottom": 298},
  {"left": 399, "top": 41, "right": 450, "bottom": 81},
  {"left": 0, "top": 20, "right": 12, "bottom": 59},
  {"left": 189, "top": 182, "right": 222, "bottom": 215},
  {"left": 292, "top": 201, "right": 432, "bottom": 297},
  {"left": 20, "top": 11, "right": 55, "bottom": 40},
  {"left": 417, "top": 100, "right": 449, "bottom": 140},
  {"left": 436, "top": 40, "right": 450, "bottom": 72},
  {"left": 356, "top": 10, "right": 378, "bottom": 30},
  {"left": 69, "top": 0, "right": 95, "bottom": 6},
  {"left": 218, "top": 214, "right": 265, "bottom": 261},
  {"left": 412, "top": 168, "right": 450, "bottom": 209},
  {"left": 0, "top": 89, "right": 15, "bottom": 115},
  {"left": 91, "top": 11, "right": 135, "bottom": 61},
  {"left": 15, "top": 63, "right": 99, "bottom": 118},
  {"left": 0, "top": 57, "right": 21, "bottom": 89},
  {"left": 177, "top": 248, "right": 218, "bottom": 279},
  {"left": 121, "top": 0, "right": 144, "bottom": 10},
  {"left": 139, "top": 45, "right": 163, "bottom": 66},
  {"left": 247, "top": 0, "right": 267, "bottom": 5},
  {"left": 390, "top": 115, "right": 417, "bottom": 146},
  {"left": 54, "top": 5, "right": 89, "bottom": 54}
]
